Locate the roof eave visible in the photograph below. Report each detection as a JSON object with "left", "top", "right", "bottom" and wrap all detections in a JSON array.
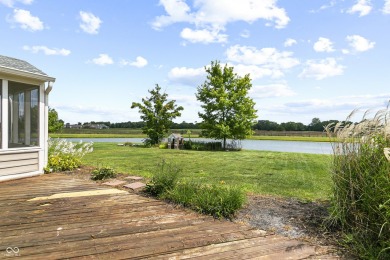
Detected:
[{"left": 0, "top": 66, "right": 55, "bottom": 83}]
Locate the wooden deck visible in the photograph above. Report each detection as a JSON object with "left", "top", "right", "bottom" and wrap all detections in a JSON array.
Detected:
[{"left": 0, "top": 174, "right": 338, "bottom": 259}]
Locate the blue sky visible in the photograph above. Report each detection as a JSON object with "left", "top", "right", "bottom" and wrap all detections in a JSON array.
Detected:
[{"left": 1, "top": 0, "right": 389, "bottom": 124}]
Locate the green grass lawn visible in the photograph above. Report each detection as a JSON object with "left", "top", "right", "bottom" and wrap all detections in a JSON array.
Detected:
[{"left": 83, "top": 143, "right": 332, "bottom": 201}]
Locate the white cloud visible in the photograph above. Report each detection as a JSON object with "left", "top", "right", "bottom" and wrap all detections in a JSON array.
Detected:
[
  {"left": 153, "top": 0, "right": 290, "bottom": 43},
  {"left": 152, "top": 0, "right": 192, "bottom": 29},
  {"left": 153, "top": 0, "right": 290, "bottom": 29},
  {"left": 23, "top": 45, "right": 71, "bottom": 56},
  {"left": 180, "top": 27, "right": 227, "bottom": 44},
  {"left": 384, "top": 0, "right": 390, "bottom": 14},
  {"left": 0, "top": 0, "right": 32, "bottom": 7},
  {"left": 346, "top": 35, "right": 375, "bottom": 52},
  {"left": 347, "top": 0, "right": 372, "bottom": 16},
  {"left": 168, "top": 66, "right": 206, "bottom": 86},
  {"left": 319, "top": 1, "right": 337, "bottom": 11},
  {"left": 226, "top": 45, "right": 299, "bottom": 68},
  {"left": 170, "top": 94, "right": 199, "bottom": 106},
  {"left": 91, "top": 54, "right": 113, "bottom": 66},
  {"left": 232, "top": 64, "right": 280, "bottom": 79},
  {"left": 271, "top": 94, "right": 390, "bottom": 116},
  {"left": 79, "top": 11, "right": 102, "bottom": 34},
  {"left": 284, "top": 38, "right": 297, "bottom": 47},
  {"left": 313, "top": 37, "right": 335, "bottom": 52},
  {"left": 11, "top": 9, "right": 44, "bottom": 31},
  {"left": 250, "top": 84, "right": 296, "bottom": 98},
  {"left": 55, "top": 103, "right": 137, "bottom": 124},
  {"left": 120, "top": 56, "right": 148, "bottom": 68},
  {"left": 299, "top": 58, "right": 345, "bottom": 80}
]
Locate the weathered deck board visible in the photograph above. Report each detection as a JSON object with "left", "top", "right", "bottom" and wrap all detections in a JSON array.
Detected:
[{"left": 0, "top": 174, "right": 338, "bottom": 259}]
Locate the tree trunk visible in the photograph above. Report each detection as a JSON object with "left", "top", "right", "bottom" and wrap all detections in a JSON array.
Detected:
[{"left": 223, "top": 137, "right": 226, "bottom": 150}]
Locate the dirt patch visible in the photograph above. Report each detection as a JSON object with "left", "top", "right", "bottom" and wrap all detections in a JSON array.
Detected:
[{"left": 235, "top": 195, "right": 342, "bottom": 247}]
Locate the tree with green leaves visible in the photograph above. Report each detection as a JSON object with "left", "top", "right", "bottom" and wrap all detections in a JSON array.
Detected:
[
  {"left": 196, "top": 61, "right": 257, "bottom": 149},
  {"left": 48, "top": 108, "right": 64, "bottom": 133},
  {"left": 131, "top": 84, "right": 184, "bottom": 145}
]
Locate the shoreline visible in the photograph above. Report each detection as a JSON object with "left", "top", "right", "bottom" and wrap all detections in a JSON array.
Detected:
[{"left": 49, "top": 133, "right": 333, "bottom": 143}]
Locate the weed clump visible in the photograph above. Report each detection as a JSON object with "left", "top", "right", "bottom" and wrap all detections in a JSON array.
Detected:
[
  {"left": 146, "top": 160, "right": 245, "bottom": 219},
  {"left": 325, "top": 107, "right": 390, "bottom": 259},
  {"left": 164, "top": 182, "right": 245, "bottom": 219},
  {"left": 145, "top": 160, "right": 180, "bottom": 196},
  {"left": 91, "top": 166, "right": 116, "bottom": 180}
]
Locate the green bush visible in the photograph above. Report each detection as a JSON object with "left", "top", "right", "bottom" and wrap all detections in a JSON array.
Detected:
[
  {"left": 145, "top": 160, "right": 180, "bottom": 196},
  {"left": 183, "top": 140, "right": 241, "bottom": 151},
  {"left": 164, "top": 182, "right": 245, "bottom": 219},
  {"left": 183, "top": 140, "right": 223, "bottom": 151},
  {"left": 45, "top": 154, "right": 81, "bottom": 172},
  {"left": 45, "top": 138, "right": 93, "bottom": 173},
  {"left": 91, "top": 167, "right": 116, "bottom": 180},
  {"left": 326, "top": 108, "right": 390, "bottom": 259},
  {"left": 159, "top": 142, "right": 168, "bottom": 149}
]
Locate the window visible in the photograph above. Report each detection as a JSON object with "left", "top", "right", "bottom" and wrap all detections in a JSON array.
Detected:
[{"left": 8, "top": 81, "right": 39, "bottom": 148}]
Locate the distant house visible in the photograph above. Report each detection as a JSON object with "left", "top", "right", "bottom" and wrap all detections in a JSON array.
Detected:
[
  {"left": 83, "top": 123, "right": 109, "bottom": 129},
  {"left": 0, "top": 55, "right": 55, "bottom": 182},
  {"left": 65, "top": 123, "right": 82, "bottom": 129}
]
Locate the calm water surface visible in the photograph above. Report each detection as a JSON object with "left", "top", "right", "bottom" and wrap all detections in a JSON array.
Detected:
[{"left": 66, "top": 137, "right": 332, "bottom": 154}]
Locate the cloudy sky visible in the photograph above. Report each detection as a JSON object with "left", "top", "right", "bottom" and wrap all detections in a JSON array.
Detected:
[{"left": 1, "top": 0, "right": 389, "bottom": 124}]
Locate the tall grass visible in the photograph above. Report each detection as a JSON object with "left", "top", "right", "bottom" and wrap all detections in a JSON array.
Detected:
[
  {"left": 145, "top": 160, "right": 246, "bottom": 219},
  {"left": 325, "top": 107, "right": 390, "bottom": 259}
]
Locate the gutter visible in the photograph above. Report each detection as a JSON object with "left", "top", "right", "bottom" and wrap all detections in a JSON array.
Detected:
[{"left": 0, "top": 66, "right": 56, "bottom": 82}]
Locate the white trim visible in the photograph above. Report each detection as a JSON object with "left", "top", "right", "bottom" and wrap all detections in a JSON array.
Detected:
[
  {"left": 0, "top": 171, "right": 43, "bottom": 183},
  {"left": 0, "top": 67, "right": 55, "bottom": 82},
  {"left": 0, "top": 147, "right": 43, "bottom": 154},
  {"left": 1, "top": 80, "right": 8, "bottom": 149},
  {"left": 25, "top": 91, "right": 31, "bottom": 145},
  {"left": 41, "top": 83, "right": 47, "bottom": 170},
  {"left": 12, "top": 92, "right": 18, "bottom": 143}
]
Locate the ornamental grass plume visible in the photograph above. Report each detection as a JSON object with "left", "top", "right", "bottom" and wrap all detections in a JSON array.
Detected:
[
  {"left": 325, "top": 105, "right": 390, "bottom": 259},
  {"left": 385, "top": 148, "right": 390, "bottom": 162}
]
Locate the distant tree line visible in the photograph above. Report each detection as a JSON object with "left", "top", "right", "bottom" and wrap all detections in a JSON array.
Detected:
[
  {"left": 77, "top": 121, "right": 200, "bottom": 129},
  {"left": 253, "top": 118, "right": 352, "bottom": 132},
  {"left": 73, "top": 117, "right": 350, "bottom": 132}
]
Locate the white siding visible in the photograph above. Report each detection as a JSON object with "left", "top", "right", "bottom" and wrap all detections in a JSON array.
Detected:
[{"left": 0, "top": 151, "right": 39, "bottom": 177}]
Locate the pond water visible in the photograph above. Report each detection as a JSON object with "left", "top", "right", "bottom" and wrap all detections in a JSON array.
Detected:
[{"left": 65, "top": 137, "right": 333, "bottom": 155}]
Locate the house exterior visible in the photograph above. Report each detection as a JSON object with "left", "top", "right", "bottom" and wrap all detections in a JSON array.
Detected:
[{"left": 0, "top": 55, "right": 55, "bottom": 182}]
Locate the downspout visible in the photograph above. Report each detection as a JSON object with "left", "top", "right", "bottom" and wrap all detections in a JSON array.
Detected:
[{"left": 44, "top": 81, "right": 54, "bottom": 169}]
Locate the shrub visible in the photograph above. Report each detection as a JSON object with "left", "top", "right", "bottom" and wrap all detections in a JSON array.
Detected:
[
  {"left": 183, "top": 140, "right": 241, "bottom": 151},
  {"left": 46, "top": 154, "right": 81, "bottom": 172},
  {"left": 145, "top": 160, "right": 180, "bottom": 196},
  {"left": 159, "top": 142, "right": 168, "bottom": 149},
  {"left": 163, "top": 182, "right": 246, "bottom": 219},
  {"left": 45, "top": 138, "right": 93, "bottom": 173},
  {"left": 183, "top": 140, "right": 223, "bottom": 151},
  {"left": 91, "top": 166, "right": 116, "bottom": 180},
  {"left": 325, "top": 108, "right": 390, "bottom": 259},
  {"left": 123, "top": 142, "right": 133, "bottom": 146}
]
